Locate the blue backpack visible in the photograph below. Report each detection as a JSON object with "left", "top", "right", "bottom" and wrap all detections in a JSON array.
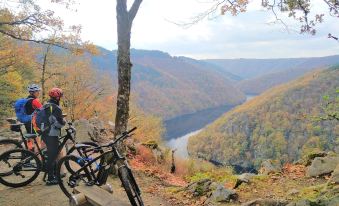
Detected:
[{"left": 14, "top": 98, "right": 33, "bottom": 123}]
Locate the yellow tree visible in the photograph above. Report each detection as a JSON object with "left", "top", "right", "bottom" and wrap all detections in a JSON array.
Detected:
[
  {"left": 0, "top": 0, "right": 81, "bottom": 48},
  {"left": 49, "top": 56, "right": 112, "bottom": 121},
  {"left": 0, "top": 36, "right": 37, "bottom": 119}
]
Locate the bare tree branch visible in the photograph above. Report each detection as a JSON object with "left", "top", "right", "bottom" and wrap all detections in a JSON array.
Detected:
[
  {"left": 328, "top": 33, "right": 339, "bottom": 41},
  {"left": 128, "top": 0, "right": 143, "bottom": 23},
  {"left": 0, "top": 29, "right": 69, "bottom": 49}
]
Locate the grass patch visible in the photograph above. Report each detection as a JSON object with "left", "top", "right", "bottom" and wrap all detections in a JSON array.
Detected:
[{"left": 299, "top": 184, "right": 327, "bottom": 201}]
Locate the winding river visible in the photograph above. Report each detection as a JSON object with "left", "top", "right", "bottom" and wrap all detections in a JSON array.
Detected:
[{"left": 165, "top": 95, "right": 256, "bottom": 158}]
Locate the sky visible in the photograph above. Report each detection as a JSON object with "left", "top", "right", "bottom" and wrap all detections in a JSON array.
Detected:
[{"left": 45, "top": 0, "right": 339, "bottom": 59}]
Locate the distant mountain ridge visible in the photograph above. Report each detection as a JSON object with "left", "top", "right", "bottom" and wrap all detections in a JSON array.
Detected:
[
  {"left": 205, "top": 55, "right": 339, "bottom": 95},
  {"left": 205, "top": 55, "right": 339, "bottom": 80},
  {"left": 90, "top": 47, "right": 246, "bottom": 120}
]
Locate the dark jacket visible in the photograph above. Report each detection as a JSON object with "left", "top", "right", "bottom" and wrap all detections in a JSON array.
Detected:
[
  {"left": 46, "top": 99, "right": 66, "bottom": 136},
  {"left": 25, "top": 95, "right": 42, "bottom": 115}
]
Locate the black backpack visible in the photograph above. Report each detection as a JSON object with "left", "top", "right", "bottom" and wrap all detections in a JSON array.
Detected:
[{"left": 32, "top": 104, "right": 53, "bottom": 135}]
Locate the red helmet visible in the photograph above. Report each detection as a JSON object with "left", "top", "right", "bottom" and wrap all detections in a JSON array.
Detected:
[{"left": 48, "top": 88, "right": 63, "bottom": 99}]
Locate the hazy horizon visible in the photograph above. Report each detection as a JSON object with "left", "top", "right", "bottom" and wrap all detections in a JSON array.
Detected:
[{"left": 41, "top": 0, "right": 339, "bottom": 59}]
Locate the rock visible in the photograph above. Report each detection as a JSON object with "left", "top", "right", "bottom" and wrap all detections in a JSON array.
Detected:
[
  {"left": 234, "top": 173, "right": 256, "bottom": 189},
  {"left": 186, "top": 179, "right": 212, "bottom": 196},
  {"left": 209, "top": 185, "right": 237, "bottom": 202},
  {"left": 286, "top": 199, "right": 312, "bottom": 206},
  {"left": 306, "top": 156, "right": 339, "bottom": 177},
  {"left": 73, "top": 118, "right": 111, "bottom": 142},
  {"left": 242, "top": 198, "right": 288, "bottom": 206},
  {"left": 302, "top": 151, "right": 327, "bottom": 166},
  {"left": 287, "top": 188, "right": 300, "bottom": 196},
  {"left": 329, "top": 164, "right": 339, "bottom": 185},
  {"left": 315, "top": 195, "right": 339, "bottom": 206},
  {"left": 152, "top": 148, "right": 164, "bottom": 163},
  {"left": 259, "top": 160, "right": 281, "bottom": 175}
]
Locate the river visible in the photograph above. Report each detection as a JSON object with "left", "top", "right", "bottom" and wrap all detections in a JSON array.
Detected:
[{"left": 164, "top": 95, "right": 256, "bottom": 158}]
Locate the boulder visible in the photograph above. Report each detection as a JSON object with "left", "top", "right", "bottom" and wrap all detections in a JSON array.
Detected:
[
  {"left": 315, "top": 195, "right": 339, "bottom": 206},
  {"left": 287, "top": 196, "right": 339, "bottom": 206},
  {"left": 186, "top": 179, "right": 212, "bottom": 196},
  {"left": 259, "top": 160, "right": 281, "bottom": 175},
  {"left": 286, "top": 199, "right": 312, "bottom": 206},
  {"left": 306, "top": 156, "right": 339, "bottom": 177},
  {"left": 73, "top": 118, "right": 111, "bottom": 142},
  {"left": 302, "top": 151, "right": 327, "bottom": 166},
  {"left": 328, "top": 164, "right": 339, "bottom": 185},
  {"left": 234, "top": 173, "right": 256, "bottom": 189},
  {"left": 209, "top": 185, "right": 238, "bottom": 202},
  {"left": 242, "top": 198, "right": 288, "bottom": 206}
]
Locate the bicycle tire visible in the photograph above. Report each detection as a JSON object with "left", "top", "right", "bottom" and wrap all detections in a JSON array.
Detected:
[
  {"left": 0, "top": 139, "right": 23, "bottom": 155},
  {"left": 118, "top": 165, "right": 144, "bottom": 206},
  {"left": 0, "top": 148, "right": 41, "bottom": 188},
  {"left": 57, "top": 155, "right": 92, "bottom": 198}
]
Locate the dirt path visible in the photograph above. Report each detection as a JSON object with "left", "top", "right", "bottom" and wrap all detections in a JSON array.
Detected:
[{"left": 0, "top": 173, "right": 173, "bottom": 206}]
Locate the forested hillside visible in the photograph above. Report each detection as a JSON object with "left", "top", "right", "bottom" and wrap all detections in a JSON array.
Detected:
[
  {"left": 91, "top": 48, "right": 246, "bottom": 119},
  {"left": 236, "top": 66, "right": 327, "bottom": 94},
  {"left": 0, "top": 37, "right": 164, "bottom": 143},
  {"left": 188, "top": 67, "right": 339, "bottom": 168}
]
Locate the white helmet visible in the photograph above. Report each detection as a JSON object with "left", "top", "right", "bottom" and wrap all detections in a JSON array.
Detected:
[{"left": 27, "top": 84, "right": 41, "bottom": 92}]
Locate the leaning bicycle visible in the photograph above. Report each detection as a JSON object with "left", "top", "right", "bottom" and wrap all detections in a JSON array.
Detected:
[
  {"left": 0, "top": 123, "right": 103, "bottom": 187},
  {"left": 57, "top": 127, "right": 144, "bottom": 206}
]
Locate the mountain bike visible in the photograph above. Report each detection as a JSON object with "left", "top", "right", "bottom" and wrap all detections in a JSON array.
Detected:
[
  {"left": 0, "top": 122, "right": 103, "bottom": 187},
  {"left": 57, "top": 127, "right": 144, "bottom": 206}
]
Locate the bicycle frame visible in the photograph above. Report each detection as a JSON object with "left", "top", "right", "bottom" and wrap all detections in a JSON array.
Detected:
[
  {"left": 8, "top": 124, "right": 31, "bottom": 150},
  {"left": 70, "top": 144, "right": 126, "bottom": 183},
  {"left": 68, "top": 127, "right": 139, "bottom": 189}
]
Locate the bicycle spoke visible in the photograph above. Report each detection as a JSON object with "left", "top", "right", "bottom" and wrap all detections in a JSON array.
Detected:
[{"left": 0, "top": 149, "right": 41, "bottom": 187}]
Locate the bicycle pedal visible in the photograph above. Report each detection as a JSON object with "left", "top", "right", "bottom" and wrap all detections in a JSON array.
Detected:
[
  {"left": 68, "top": 180, "right": 76, "bottom": 187},
  {"left": 86, "top": 181, "right": 95, "bottom": 186}
]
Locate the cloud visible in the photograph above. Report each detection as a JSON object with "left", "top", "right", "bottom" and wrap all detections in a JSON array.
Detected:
[{"left": 47, "top": 0, "right": 339, "bottom": 58}]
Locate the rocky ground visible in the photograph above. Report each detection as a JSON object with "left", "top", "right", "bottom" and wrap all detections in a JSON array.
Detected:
[
  {"left": 0, "top": 171, "right": 175, "bottom": 206},
  {"left": 128, "top": 151, "right": 339, "bottom": 206},
  {"left": 1, "top": 120, "right": 338, "bottom": 206}
]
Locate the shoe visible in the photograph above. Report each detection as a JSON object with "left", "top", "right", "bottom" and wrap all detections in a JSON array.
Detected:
[{"left": 46, "top": 177, "right": 59, "bottom": 186}]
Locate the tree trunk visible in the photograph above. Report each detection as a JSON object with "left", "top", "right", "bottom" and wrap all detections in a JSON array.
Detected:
[
  {"left": 41, "top": 44, "right": 51, "bottom": 102},
  {"left": 114, "top": 0, "right": 142, "bottom": 137}
]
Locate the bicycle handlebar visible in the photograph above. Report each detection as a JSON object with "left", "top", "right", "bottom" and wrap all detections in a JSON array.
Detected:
[
  {"left": 107, "top": 126, "right": 137, "bottom": 146},
  {"left": 84, "top": 127, "right": 137, "bottom": 152}
]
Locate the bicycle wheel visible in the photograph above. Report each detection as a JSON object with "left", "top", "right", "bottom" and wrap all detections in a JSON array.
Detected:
[
  {"left": 0, "top": 148, "right": 41, "bottom": 187},
  {"left": 57, "top": 155, "right": 93, "bottom": 198},
  {"left": 65, "top": 142, "right": 103, "bottom": 175},
  {"left": 118, "top": 165, "right": 144, "bottom": 206},
  {"left": 0, "top": 139, "right": 22, "bottom": 155}
]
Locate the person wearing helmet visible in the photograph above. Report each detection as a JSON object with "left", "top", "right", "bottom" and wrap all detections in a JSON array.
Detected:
[
  {"left": 42, "top": 87, "right": 66, "bottom": 185},
  {"left": 24, "top": 84, "right": 43, "bottom": 151},
  {"left": 25, "top": 84, "right": 43, "bottom": 133}
]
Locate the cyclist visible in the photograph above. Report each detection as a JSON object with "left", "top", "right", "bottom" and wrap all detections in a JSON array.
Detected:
[
  {"left": 25, "top": 84, "right": 43, "bottom": 150},
  {"left": 42, "top": 87, "right": 66, "bottom": 185}
]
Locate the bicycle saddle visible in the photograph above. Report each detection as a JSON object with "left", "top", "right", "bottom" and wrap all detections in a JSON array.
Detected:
[
  {"left": 10, "top": 124, "right": 23, "bottom": 132},
  {"left": 24, "top": 134, "right": 38, "bottom": 139}
]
